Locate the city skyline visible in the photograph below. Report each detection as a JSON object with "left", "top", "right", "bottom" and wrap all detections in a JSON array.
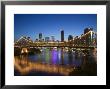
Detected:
[{"left": 14, "top": 14, "right": 97, "bottom": 41}]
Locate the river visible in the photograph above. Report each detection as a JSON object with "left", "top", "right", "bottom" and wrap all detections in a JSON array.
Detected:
[{"left": 14, "top": 47, "right": 97, "bottom": 76}]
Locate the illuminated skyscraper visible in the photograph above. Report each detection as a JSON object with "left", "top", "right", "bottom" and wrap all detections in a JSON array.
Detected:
[
  {"left": 68, "top": 35, "right": 73, "bottom": 41},
  {"left": 51, "top": 36, "right": 55, "bottom": 42},
  {"left": 35, "top": 39, "right": 38, "bottom": 42},
  {"left": 61, "top": 30, "right": 64, "bottom": 42},
  {"left": 45, "top": 37, "right": 50, "bottom": 42},
  {"left": 39, "top": 33, "right": 42, "bottom": 41}
]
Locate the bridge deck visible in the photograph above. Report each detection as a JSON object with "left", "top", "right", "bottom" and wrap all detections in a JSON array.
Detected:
[{"left": 15, "top": 45, "right": 96, "bottom": 49}]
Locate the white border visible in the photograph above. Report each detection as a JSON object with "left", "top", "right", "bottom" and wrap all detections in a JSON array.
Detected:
[{"left": 5, "top": 5, "right": 106, "bottom": 85}]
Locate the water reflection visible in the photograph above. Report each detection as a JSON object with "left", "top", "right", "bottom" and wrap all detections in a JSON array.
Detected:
[
  {"left": 14, "top": 57, "right": 74, "bottom": 76},
  {"left": 60, "top": 49, "right": 64, "bottom": 65},
  {"left": 68, "top": 50, "right": 73, "bottom": 65},
  {"left": 14, "top": 47, "right": 97, "bottom": 76}
]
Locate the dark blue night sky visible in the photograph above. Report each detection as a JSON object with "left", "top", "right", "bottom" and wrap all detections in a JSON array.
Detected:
[{"left": 14, "top": 14, "right": 97, "bottom": 41}]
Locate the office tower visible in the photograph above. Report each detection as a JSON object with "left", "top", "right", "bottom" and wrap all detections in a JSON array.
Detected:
[
  {"left": 39, "top": 33, "right": 42, "bottom": 41},
  {"left": 51, "top": 36, "right": 55, "bottom": 42},
  {"left": 45, "top": 37, "right": 50, "bottom": 42},
  {"left": 35, "top": 39, "right": 38, "bottom": 42},
  {"left": 68, "top": 35, "right": 73, "bottom": 41},
  {"left": 27, "top": 37, "right": 30, "bottom": 40},
  {"left": 61, "top": 30, "right": 64, "bottom": 42}
]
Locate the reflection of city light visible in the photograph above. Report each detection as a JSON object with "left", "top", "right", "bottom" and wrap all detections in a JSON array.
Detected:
[
  {"left": 58, "top": 50, "right": 61, "bottom": 60},
  {"left": 25, "top": 49, "right": 28, "bottom": 53},
  {"left": 21, "top": 50, "right": 23, "bottom": 53},
  {"left": 52, "top": 50, "right": 57, "bottom": 64},
  {"left": 14, "top": 57, "right": 74, "bottom": 76}
]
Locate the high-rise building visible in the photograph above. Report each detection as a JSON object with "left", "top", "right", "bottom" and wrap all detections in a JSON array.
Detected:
[
  {"left": 41, "top": 39, "right": 44, "bottom": 42},
  {"left": 61, "top": 30, "right": 64, "bottom": 42},
  {"left": 35, "top": 39, "right": 38, "bottom": 42},
  {"left": 45, "top": 37, "right": 50, "bottom": 42},
  {"left": 68, "top": 35, "right": 73, "bottom": 41},
  {"left": 27, "top": 37, "right": 30, "bottom": 40},
  {"left": 51, "top": 36, "right": 55, "bottom": 42},
  {"left": 39, "top": 33, "right": 42, "bottom": 41}
]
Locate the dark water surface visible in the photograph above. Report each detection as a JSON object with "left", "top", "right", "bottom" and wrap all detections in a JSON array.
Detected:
[{"left": 14, "top": 48, "right": 97, "bottom": 76}]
